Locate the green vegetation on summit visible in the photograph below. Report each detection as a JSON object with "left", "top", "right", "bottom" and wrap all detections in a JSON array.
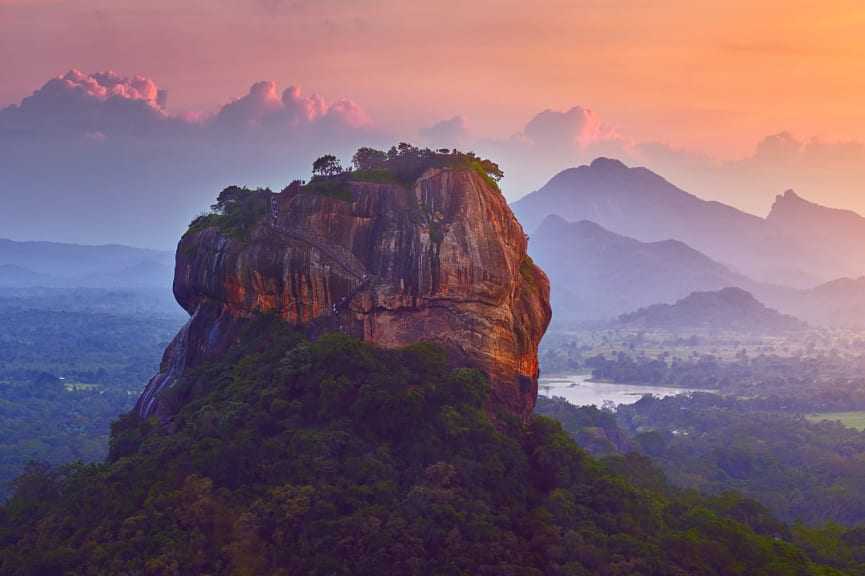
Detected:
[
  {"left": 186, "top": 186, "right": 273, "bottom": 239},
  {"left": 349, "top": 143, "right": 503, "bottom": 190},
  {"left": 184, "top": 144, "right": 505, "bottom": 236},
  {"left": 306, "top": 143, "right": 505, "bottom": 197}
]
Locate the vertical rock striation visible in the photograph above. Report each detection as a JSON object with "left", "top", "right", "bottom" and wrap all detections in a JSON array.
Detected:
[{"left": 136, "top": 167, "right": 551, "bottom": 422}]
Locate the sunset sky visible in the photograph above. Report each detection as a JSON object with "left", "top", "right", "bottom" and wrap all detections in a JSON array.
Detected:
[{"left": 2, "top": 0, "right": 865, "bottom": 248}]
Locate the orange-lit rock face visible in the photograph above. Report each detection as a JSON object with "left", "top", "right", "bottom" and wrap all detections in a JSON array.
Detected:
[{"left": 136, "top": 168, "right": 551, "bottom": 422}]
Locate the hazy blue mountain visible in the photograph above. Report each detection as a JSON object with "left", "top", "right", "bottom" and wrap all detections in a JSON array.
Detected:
[
  {"left": 530, "top": 215, "right": 754, "bottom": 324},
  {"left": 759, "top": 276, "right": 865, "bottom": 329},
  {"left": 618, "top": 287, "right": 806, "bottom": 333},
  {"left": 0, "top": 242, "right": 185, "bottom": 500},
  {"left": 513, "top": 158, "right": 853, "bottom": 284},
  {"left": 0, "top": 238, "right": 174, "bottom": 287},
  {"left": 0, "top": 264, "right": 50, "bottom": 286},
  {"left": 766, "top": 189, "right": 865, "bottom": 276},
  {"left": 517, "top": 206, "right": 865, "bottom": 328}
]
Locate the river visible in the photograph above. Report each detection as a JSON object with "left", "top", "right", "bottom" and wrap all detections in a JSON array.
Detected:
[{"left": 539, "top": 373, "right": 706, "bottom": 409}]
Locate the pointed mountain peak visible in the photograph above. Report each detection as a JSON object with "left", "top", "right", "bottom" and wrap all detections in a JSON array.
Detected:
[
  {"left": 767, "top": 189, "right": 822, "bottom": 221},
  {"left": 589, "top": 157, "right": 628, "bottom": 171},
  {"left": 768, "top": 188, "right": 850, "bottom": 219},
  {"left": 537, "top": 213, "right": 569, "bottom": 229},
  {"left": 774, "top": 189, "right": 804, "bottom": 204},
  {"left": 535, "top": 216, "right": 620, "bottom": 244}
]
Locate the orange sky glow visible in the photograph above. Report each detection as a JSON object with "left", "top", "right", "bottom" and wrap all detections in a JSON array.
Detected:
[{"left": 2, "top": 0, "right": 865, "bottom": 221}]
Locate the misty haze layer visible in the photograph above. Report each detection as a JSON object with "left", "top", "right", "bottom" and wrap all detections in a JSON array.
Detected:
[{"left": 4, "top": 70, "right": 865, "bottom": 249}]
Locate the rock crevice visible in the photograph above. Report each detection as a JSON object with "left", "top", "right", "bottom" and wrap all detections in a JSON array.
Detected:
[{"left": 136, "top": 168, "right": 551, "bottom": 422}]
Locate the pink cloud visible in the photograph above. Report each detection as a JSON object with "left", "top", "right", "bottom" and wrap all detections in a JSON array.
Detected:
[
  {"left": 523, "top": 106, "right": 625, "bottom": 150},
  {"left": 281, "top": 85, "right": 327, "bottom": 124},
  {"left": 749, "top": 132, "right": 865, "bottom": 169},
  {"left": 214, "top": 80, "right": 283, "bottom": 128},
  {"left": 474, "top": 105, "right": 637, "bottom": 199},
  {"left": 632, "top": 132, "right": 865, "bottom": 218},
  {"left": 0, "top": 71, "right": 376, "bottom": 150},
  {"left": 325, "top": 97, "right": 369, "bottom": 127},
  {"left": 0, "top": 71, "right": 386, "bottom": 250},
  {"left": 214, "top": 81, "right": 369, "bottom": 131},
  {"left": 753, "top": 131, "right": 803, "bottom": 162},
  {"left": 0, "top": 69, "right": 168, "bottom": 137},
  {"left": 25, "top": 69, "right": 166, "bottom": 113},
  {"left": 88, "top": 71, "right": 166, "bottom": 107},
  {"left": 420, "top": 115, "right": 469, "bottom": 146}
]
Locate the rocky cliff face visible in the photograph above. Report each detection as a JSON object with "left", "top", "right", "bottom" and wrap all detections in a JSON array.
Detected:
[{"left": 136, "top": 167, "right": 551, "bottom": 423}]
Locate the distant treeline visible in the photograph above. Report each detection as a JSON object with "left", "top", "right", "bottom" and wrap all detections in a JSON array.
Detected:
[{"left": 0, "top": 317, "right": 840, "bottom": 575}]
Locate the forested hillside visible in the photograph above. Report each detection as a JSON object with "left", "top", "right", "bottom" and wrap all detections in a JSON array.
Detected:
[
  {"left": 0, "top": 317, "right": 840, "bottom": 575},
  {"left": 0, "top": 287, "right": 184, "bottom": 499}
]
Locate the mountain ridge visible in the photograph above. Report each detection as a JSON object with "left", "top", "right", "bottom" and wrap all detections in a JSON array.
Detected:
[
  {"left": 0, "top": 237, "right": 174, "bottom": 287},
  {"left": 618, "top": 286, "right": 806, "bottom": 333},
  {"left": 513, "top": 157, "right": 862, "bottom": 284},
  {"left": 530, "top": 214, "right": 753, "bottom": 324}
]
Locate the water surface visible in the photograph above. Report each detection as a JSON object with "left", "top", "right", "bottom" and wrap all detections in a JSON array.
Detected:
[{"left": 539, "top": 373, "right": 705, "bottom": 408}]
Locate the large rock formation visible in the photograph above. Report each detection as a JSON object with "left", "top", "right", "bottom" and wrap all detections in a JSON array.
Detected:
[{"left": 136, "top": 167, "right": 551, "bottom": 423}]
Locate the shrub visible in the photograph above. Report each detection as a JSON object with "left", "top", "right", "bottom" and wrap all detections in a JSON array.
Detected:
[{"left": 185, "top": 186, "right": 272, "bottom": 239}]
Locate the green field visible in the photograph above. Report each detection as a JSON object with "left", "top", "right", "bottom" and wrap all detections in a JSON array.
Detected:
[{"left": 806, "top": 411, "right": 865, "bottom": 430}]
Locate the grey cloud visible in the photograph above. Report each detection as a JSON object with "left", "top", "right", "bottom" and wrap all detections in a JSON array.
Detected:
[
  {"left": 474, "top": 106, "right": 635, "bottom": 200},
  {"left": 635, "top": 133, "right": 865, "bottom": 218},
  {"left": 524, "top": 107, "right": 606, "bottom": 148},
  {"left": 419, "top": 115, "right": 469, "bottom": 147},
  {"left": 0, "top": 70, "right": 373, "bottom": 142},
  {"left": 0, "top": 71, "right": 385, "bottom": 249}
]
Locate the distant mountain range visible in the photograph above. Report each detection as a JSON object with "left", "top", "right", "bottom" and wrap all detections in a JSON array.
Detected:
[
  {"left": 0, "top": 264, "right": 51, "bottom": 284},
  {"left": 0, "top": 238, "right": 174, "bottom": 288},
  {"left": 515, "top": 158, "right": 865, "bottom": 328},
  {"left": 530, "top": 215, "right": 752, "bottom": 323},
  {"left": 763, "top": 276, "right": 865, "bottom": 329},
  {"left": 513, "top": 157, "right": 861, "bottom": 285},
  {"left": 766, "top": 189, "right": 865, "bottom": 282},
  {"left": 618, "top": 287, "right": 806, "bottom": 334}
]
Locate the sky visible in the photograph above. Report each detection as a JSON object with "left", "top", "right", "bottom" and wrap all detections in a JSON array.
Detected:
[{"left": 2, "top": 0, "right": 865, "bottom": 249}]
